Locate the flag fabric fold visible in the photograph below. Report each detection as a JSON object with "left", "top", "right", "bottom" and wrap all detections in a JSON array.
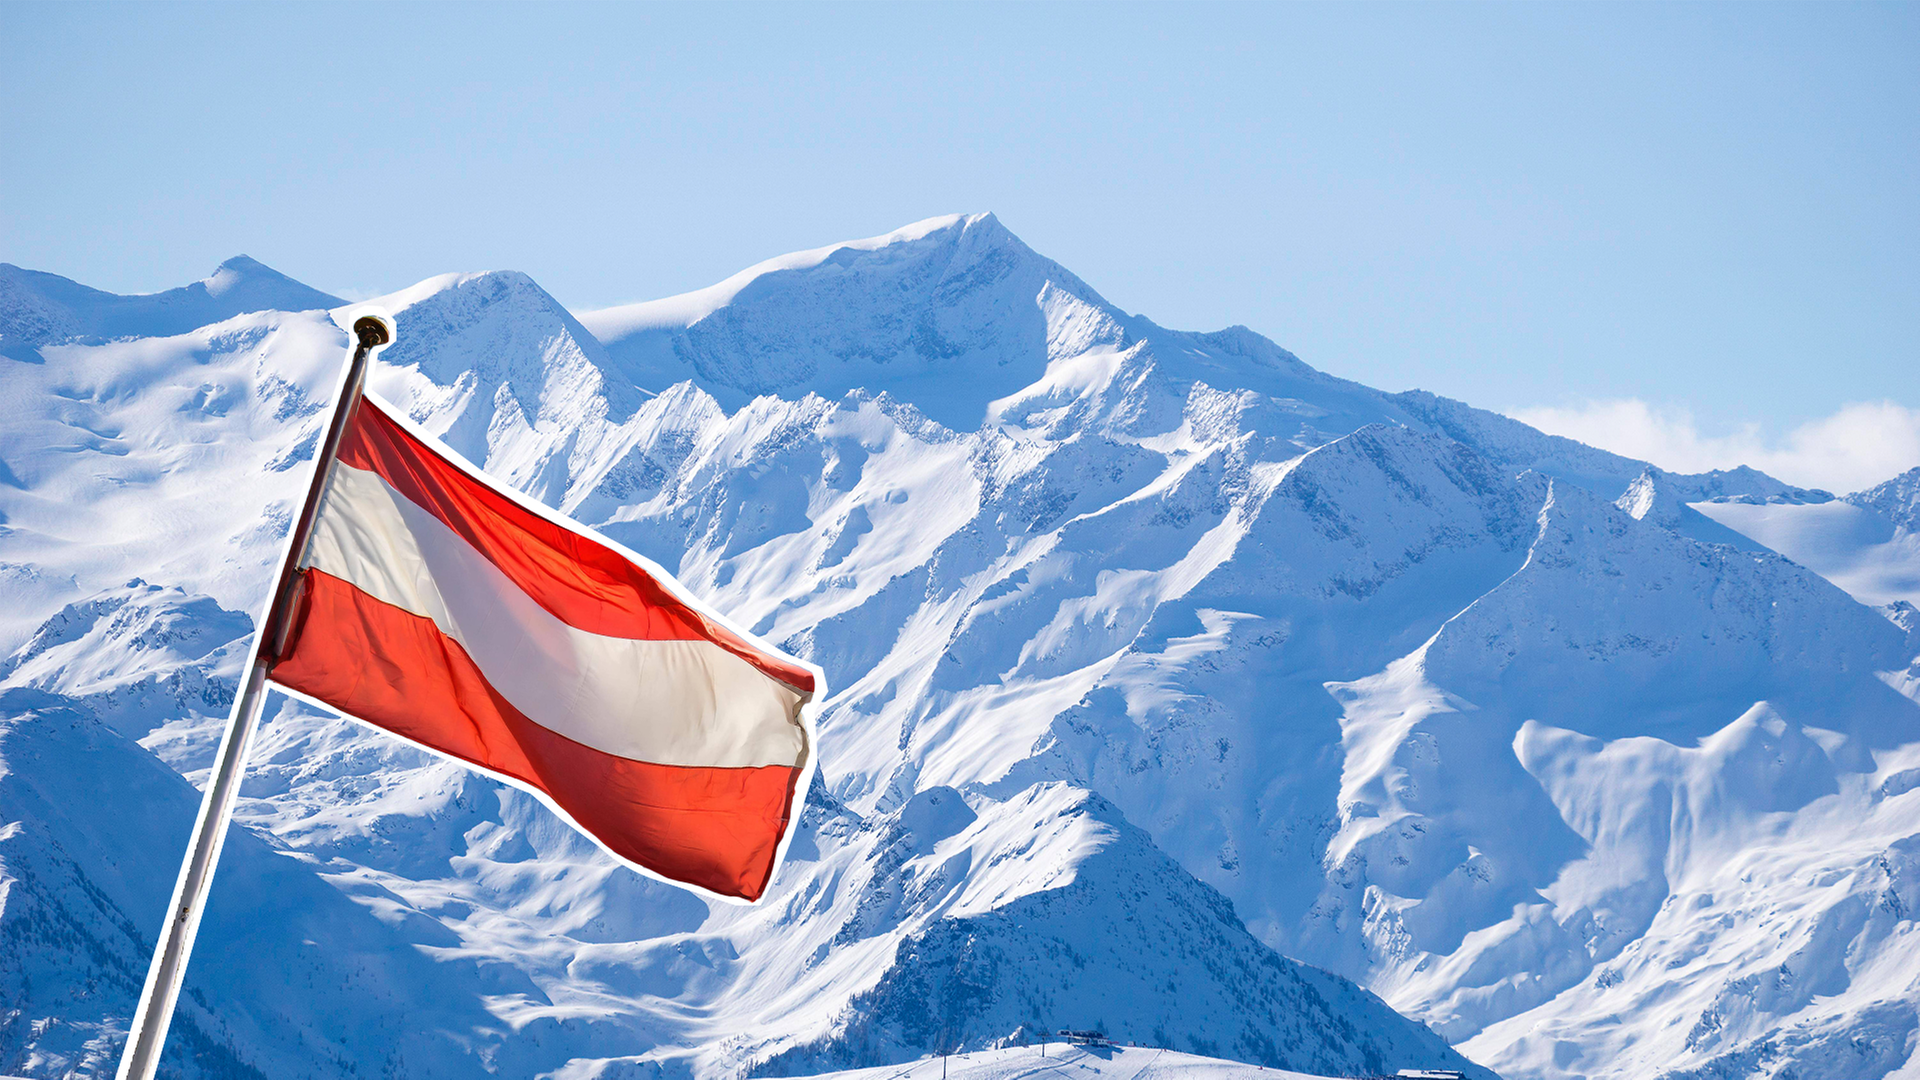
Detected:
[{"left": 271, "top": 395, "right": 816, "bottom": 901}]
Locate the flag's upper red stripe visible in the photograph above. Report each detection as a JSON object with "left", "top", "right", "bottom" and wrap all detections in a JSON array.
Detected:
[{"left": 336, "top": 399, "right": 814, "bottom": 694}]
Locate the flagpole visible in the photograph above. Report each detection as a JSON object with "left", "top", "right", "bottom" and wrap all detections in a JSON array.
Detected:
[{"left": 116, "top": 315, "right": 392, "bottom": 1080}]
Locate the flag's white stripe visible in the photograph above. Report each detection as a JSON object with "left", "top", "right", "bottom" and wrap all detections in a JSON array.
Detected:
[{"left": 302, "top": 463, "right": 807, "bottom": 770}]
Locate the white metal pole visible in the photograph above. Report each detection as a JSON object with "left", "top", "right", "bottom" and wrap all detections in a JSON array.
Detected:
[
  {"left": 114, "top": 316, "right": 390, "bottom": 1080},
  {"left": 113, "top": 659, "right": 269, "bottom": 1080}
]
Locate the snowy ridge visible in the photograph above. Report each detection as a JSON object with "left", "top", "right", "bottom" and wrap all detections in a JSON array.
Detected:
[
  {"left": 0, "top": 580, "right": 250, "bottom": 776},
  {"left": 0, "top": 257, "right": 343, "bottom": 362},
  {"left": 790, "top": 1042, "right": 1350, "bottom": 1080},
  {"left": 1, "top": 218, "right": 1917, "bottom": 1080},
  {"left": 1392, "top": 393, "right": 1823, "bottom": 507},
  {"left": 736, "top": 784, "right": 1465, "bottom": 1079},
  {"left": 583, "top": 215, "right": 1015, "bottom": 338},
  {"left": 1853, "top": 468, "right": 1920, "bottom": 532},
  {"left": 1690, "top": 467, "right": 1920, "bottom": 611}
]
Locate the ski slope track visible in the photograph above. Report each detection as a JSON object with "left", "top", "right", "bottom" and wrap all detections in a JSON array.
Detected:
[{"left": 1, "top": 213, "right": 1915, "bottom": 1080}]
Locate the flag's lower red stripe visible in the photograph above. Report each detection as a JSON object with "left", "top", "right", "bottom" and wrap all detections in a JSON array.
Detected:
[{"left": 272, "top": 569, "right": 800, "bottom": 901}]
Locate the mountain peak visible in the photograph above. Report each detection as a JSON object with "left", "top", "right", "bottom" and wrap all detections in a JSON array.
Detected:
[
  {"left": 353, "top": 268, "right": 644, "bottom": 499},
  {"left": 213, "top": 254, "right": 271, "bottom": 273},
  {"left": 361, "top": 268, "right": 558, "bottom": 322},
  {"left": 580, "top": 212, "right": 1035, "bottom": 340},
  {"left": 577, "top": 213, "right": 1117, "bottom": 430},
  {"left": 0, "top": 256, "right": 344, "bottom": 359},
  {"left": 199, "top": 253, "right": 336, "bottom": 305}
]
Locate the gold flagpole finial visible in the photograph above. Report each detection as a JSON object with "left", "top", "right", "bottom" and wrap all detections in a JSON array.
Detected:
[{"left": 353, "top": 315, "right": 392, "bottom": 349}]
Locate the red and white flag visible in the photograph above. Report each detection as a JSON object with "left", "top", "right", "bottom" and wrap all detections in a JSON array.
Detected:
[{"left": 269, "top": 395, "right": 818, "bottom": 902}]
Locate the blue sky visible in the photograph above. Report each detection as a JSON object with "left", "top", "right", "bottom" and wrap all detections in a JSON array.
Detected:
[{"left": 4, "top": 2, "right": 1915, "bottom": 488}]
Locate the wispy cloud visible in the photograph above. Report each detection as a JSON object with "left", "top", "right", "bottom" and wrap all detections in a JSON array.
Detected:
[{"left": 1506, "top": 399, "right": 1920, "bottom": 495}]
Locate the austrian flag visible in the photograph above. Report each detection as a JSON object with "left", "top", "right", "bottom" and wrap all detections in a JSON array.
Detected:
[{"left": 270, "top": 395, "right": 818, "bottom": 901}]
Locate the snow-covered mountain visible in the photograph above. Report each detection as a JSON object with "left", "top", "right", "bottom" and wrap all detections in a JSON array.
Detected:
[
  {"left": 2, "top": 214, "right": 1916, "bottom": 1080},
  {"left": 0, "top": 256, "right": 343, "bottom": 363}
]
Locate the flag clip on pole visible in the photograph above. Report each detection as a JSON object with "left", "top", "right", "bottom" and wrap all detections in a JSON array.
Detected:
[{"left": 116, "top": 314, "right": 393, "bottom": 1080}]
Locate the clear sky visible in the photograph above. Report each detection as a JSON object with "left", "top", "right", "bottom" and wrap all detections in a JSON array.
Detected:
[{"left": 4, "top": 2, "right": 1915, "bottom": 488}]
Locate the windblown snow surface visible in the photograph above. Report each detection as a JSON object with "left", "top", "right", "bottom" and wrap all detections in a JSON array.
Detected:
[{"left": 1, "top": 216, "right": 1916, "bottom": 1080}]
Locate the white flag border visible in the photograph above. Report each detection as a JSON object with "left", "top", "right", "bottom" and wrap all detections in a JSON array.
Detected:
[{"left": 269, "top": 310, "right": 824, "bottom": 908}]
